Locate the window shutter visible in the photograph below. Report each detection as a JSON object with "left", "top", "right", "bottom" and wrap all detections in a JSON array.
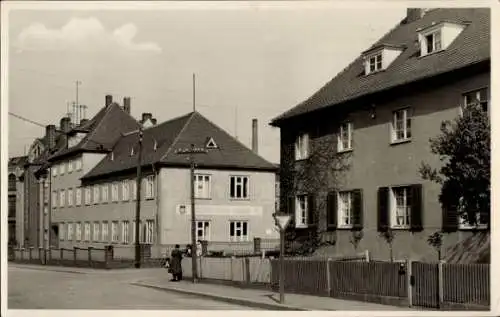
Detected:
[
  {"left": 287, "top": 196, "right": 295, "bottom": 216},
  {"left": 307, "top": 195, "right": 316, "bottom": 226},
  {"left": 410, "top": 184, "right": 423, "bottom": 232},
  {"left": 377, "top": 187, "right": 389, "bottom": 232},
  {"left": 442, "top": 204, "right": 458, "bottom": 233},
  {"left": 326, "top": 191, "right": 337, "bottom": 230},
  {"left": 352, "top": 189, "right": 363, "bottom": 230}
]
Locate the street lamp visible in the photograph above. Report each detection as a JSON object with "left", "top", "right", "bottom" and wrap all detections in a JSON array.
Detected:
[{"left": 273, "top": 212, "right": 291, "bottom": 304}]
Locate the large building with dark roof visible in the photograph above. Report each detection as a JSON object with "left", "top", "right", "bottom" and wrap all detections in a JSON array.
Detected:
[
  {"left": 271, "top": 8, "right": 489, "bottom": 262},
  {"left": 50, "top": 96, "right": 278, "bottom": 256}
]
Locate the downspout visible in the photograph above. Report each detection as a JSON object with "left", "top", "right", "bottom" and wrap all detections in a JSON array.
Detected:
[{"left": 153, "top": 163, "right": 161, "bottom": 250}]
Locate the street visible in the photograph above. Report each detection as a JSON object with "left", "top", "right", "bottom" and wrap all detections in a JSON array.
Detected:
[{"left": 8, "top": 265, "right": 257, "bottom": 310}]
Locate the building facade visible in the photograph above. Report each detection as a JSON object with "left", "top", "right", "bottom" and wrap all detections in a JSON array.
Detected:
[
  {"left": 8, "top": 156, "right": 27, "bottom": 246},
  {"left": 271, "top": 8, "right": 490, "bottom": 262}
]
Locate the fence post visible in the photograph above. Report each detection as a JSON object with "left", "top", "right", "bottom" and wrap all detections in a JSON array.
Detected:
[
  {"left": 230, "top": 256, "right": 235, "bottom": 281},
  {"left": 254, "top": 237, "right": 261, "bottom": 255},
  {"left": 364, "top": 249, "right": 370, "bottom": 262},
  {"left": 88, "top": 247, "right": 93, "bottom": 268},
  {"left": 73, "top": 247, "right": 77, "bottom": 265},
  {"left": 326, "top": 258, "right": 332, "bottom": 296},
  {"left": 406, "top": 258, "right": 413, "bottom": 308},
  {"left": 60, "top": 248, "right": 64, "bottom": 264},
  {"left": 29, "top": 247, "right": 33, "bottom": 261},
  {"left": 438, "top": 260, "right": 444, "bottom": 309},
  {"left": 38, "top": 248, "right": 43, "bottom": 264}
]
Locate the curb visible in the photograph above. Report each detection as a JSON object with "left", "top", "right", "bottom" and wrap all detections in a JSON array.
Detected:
[
  {"left": 9, "top": 263, "right": 89, "bottom": 275},
  {"left": 131, "top": 282, "right": 311, "bottom": 311}
]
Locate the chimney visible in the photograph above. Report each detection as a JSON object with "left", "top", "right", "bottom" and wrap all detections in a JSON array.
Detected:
[
  {"left": 252, "top": 118, "right": 258, "bottom": 154},
  {"left": 406, "top": 8, "right": 425, "bottom": 24},
  {"left": 142, "top": 113, "right": 153, "bottom": 123},
  {"left": 151, "top": 118, "right": 157, "bottom": 125},
  {"left": 80, "top": 118, "right": 89, "bottom": 126},
  {"left": 123, "top": 97, "right": 131, "bottom": 114},
  {"left": 105, "top": 94, "right": 113, "bottom": 107},
  {"left": 45, "top": 125, "right": 56, "bottom": 150},
  {"left": 60, "top": 117, "right": 71, "bottom": 133}
]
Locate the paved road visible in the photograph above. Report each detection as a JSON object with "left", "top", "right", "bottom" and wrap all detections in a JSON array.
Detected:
[{"left": 8, "top": 265, "right": 257, "bottom": 310}]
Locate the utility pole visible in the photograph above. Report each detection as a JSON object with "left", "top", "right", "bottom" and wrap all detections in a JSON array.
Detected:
[
  {"left": 175, "top": 144, "right": 207, "bottom": 282},
  {"left": 134, "top": 128, "right": 144, "bottom": 269}
]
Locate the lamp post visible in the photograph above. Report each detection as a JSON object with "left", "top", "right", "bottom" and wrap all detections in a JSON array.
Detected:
[{"left": 273, "top": 212, "right": 291, "bottom": 304}]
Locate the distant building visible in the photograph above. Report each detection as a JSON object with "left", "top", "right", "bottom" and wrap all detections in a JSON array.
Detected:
[
  {"left": 271, "top": 8, "right": 490, "bottom": 262},
  {"left": 8, "top": 156, "right": 27, "bottom": 246}
]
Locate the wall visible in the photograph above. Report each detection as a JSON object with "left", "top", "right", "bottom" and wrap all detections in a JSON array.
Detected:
[
  {"left": 159, "top": 168, "right": 278, "bottom": 245},
  {"left": 280, "top": 70, "right": 490, "bottom": 262},
  {"left": 15, "top": 170, "right": 25, "bottom": 246}
]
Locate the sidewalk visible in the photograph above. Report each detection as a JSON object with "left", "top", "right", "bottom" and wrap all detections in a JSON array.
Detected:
[{"left": 132, "top": 276, "right": 416, "bottom": 311}]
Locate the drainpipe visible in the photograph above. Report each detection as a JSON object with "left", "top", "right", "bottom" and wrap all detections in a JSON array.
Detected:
[{"left": 153, "top": 164, "right": 161, "bottom": 254}]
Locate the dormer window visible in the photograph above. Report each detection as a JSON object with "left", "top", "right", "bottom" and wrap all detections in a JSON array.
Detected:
[
  {"left": 362, "top": 44, "right": 404, "bottom": 75},
  {"left": 369, "top": 53, "right": 383, "bottom": 73},
  {"left": 418, "top": 21, "right": 466, "bottom": 57}
]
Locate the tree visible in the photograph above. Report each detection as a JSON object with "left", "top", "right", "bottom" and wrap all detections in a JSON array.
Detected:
[
  {"left": 349, "top": 230, "right": 364, "bottom": 252},
  {"left": 379, "top": 229, "right": 395, "bottom": 262},
  {"left": 419, "top": 102, "right": 490, "bottom": 227},
  {"left": 283, "top": 131, "right": 351, "bottom": 256},
  {"left": 427, "top": 231, "right": 443, "bottom": 261}
]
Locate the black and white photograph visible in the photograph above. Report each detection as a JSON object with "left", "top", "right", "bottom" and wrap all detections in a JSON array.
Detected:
[{"left": 1, "top": 0, "right": 495, "bottom": 314}]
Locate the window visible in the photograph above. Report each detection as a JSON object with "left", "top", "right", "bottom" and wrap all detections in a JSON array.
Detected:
[
  {"left": 111, "top": 221, "right": 119, "bottom": 243},
  {"left": 392, "top": 108, "right": 412, "bottom": 142},
  {"left": 424, "top": 30, "right": 442, "bottom": 54},
  {"left": 75, "top": 223, "right": 82, "bottom": 241},
  {"left": 122, "top": 221, "right": 130, "bottom": 244},
  {"left": 194, "top": 175, "right": 211, "bottom": 199},
  {"left": 457, "top": 197, "right": 488, "bottom": 230},
  {"left": 84, "top": 222, "right": 91, "bottom": 241},
  {"left": 131, "top": 180, "right": 137, "bottom": 200},
  {"left": 59, "top": 223, "right": 65, "bottom": 241},
  {"left": 111, "top": 183, "right": 119, "bottom": 202},
  {"left": 68, "top": 160, "right": 73, "bottom": 173},
  {"left": 8, "top": 174, "right": 16, "bottom": 192},
  {"left": 59, "top": 163, "right": 65, "bottom": 175},
  {"left": 101, "top": 184, "right": 109, "bottom": 203},
  {"left": 93, "top": 186, "right": 100, "bottom": 204},
  {"left": 52, "top": 165, "right": 58, "bottom": 177},
  {"left": 230, "top": 176, "right": 249, "bottom": 199},
  {"left": 338, "top": 122, "right": 353, "bottom": 152},
  {"left": 145, "top": 176, "right": 155, "bottom": 199},
  {"left": 369, "top": 53, "right": 383, "bottom": 73},
  {"left": 132, "top": 220, "right": 143, "bottom": 243},
  {"left": 67, "top": 223, "right": 73, "bottom": 240},
  {"left": 229, "top": 221, "right": 249, "bottom": 242},
  {"left": 102, "top": 222, "right": 109, "bottom": 242},
  {"left": 338, "top": 191, "right": 353, "bottom": 228},
  {"left": 390, "top": 187, "right": 411, "bottom": 229},
  {"left": 295, "top": 195, "right": 308, "bottom": 228},
  {"left": 59, "top": 190, "right": 66, "bottom": 208},
  {"left": 93, "top": 222, "right": 100, "bottom": 242},
  {"left": 463, "top": 88, "right": 489, "bottom": 112},
  {"left": 76, "top": 188, "right": 82, "bottom": 206},
  {"left": 295, "top": 133, "right": 309, "bottom": 160},
  {"left": 122, "top": 181, "right": 130, "bottom": 201},
  {"left": 67, "top": 188, "right": 73, "bottom": 207},
  {"left": 85, "top": 187, "right": 91, "bottom": 205},
  {"left": 197, "top": 221, "right": 210, "bottom": 241},
  {"left": 75, "top": 157, "right": 83, "bottom": 171},
  {"left": 145, "top": 220, "right": 154, "bottom": 244},
  {"left": 52, "top": 191, "right": 58, "bottom": 208}
]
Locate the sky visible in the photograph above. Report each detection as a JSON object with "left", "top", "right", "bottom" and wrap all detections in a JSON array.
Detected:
[{"left": 5, "top": 2, "right": 407, "bottom": 164}]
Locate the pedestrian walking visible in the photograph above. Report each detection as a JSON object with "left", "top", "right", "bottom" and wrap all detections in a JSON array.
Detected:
[{"left": 170, "top": 244, "right": 183, "bottom": 282}]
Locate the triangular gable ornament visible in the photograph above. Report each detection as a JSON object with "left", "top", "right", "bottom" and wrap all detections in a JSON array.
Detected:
[{"left": 205, "top": 137, "right": 218, "bottom": 149}]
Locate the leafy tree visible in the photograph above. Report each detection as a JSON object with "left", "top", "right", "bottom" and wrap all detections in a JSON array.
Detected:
[
  {"left": 349, "top": 230, "right": 364, "bottom": 252},
  {"left": 427, "top": 231, "right": 443, "bottom": 261},
  {"left": 379, "top": 229, "right": 395, "bottom": 262},
  {"left": 419, "top": 102, "right": 490, "bottom": 227},
  {"left": 282, "top": 131, "right": 351, "bottom": 256}
]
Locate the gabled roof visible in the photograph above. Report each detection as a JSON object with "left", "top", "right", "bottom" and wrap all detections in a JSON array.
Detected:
[
  {"left": 271, "top": 8, "right": 490, "bottom": 126},
  {"left": 49, "top": 103, "right": 140, "bottom": 161},
  {"left": 83, "top": 111, "right": 277, "bottom": 180}
]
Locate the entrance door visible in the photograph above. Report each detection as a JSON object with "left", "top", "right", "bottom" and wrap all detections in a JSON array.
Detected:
[{"left": 50, "top": 225, "right": 59, "bottom": 248}]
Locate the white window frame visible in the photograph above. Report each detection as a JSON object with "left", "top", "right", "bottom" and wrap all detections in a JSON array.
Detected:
[
  {"left": 194, "top": 174, "right": 211, "bottom": 199},
  {"left": 368, "top": 53, "right": 383, "bottom": 73},
  {"left": 111, "top": 183, "right": 119, "bottom": 202},
  {"left": 391, "top": 108, "right": 412, "bottom": 143},
  {"left": 93, "top": 185, "right": 100, "bottom": 204},
  {"left": 295, "top": 133, "right": 309, "bottom": 160},
  {"left": 338, "top": 191, "right": 353, "bottom": 228},
  {"left": 122, "top": 180, "right": 130, "bottom": 201},
  {"left": 52, "top": 165, "right": 58, "bottom": 177},
  {"left": 295, "top": 194, "right": 308, "bottom": 228},
  {"left": 102, "top": 222, "right": 109, "bottom": 242},
  {"left": 68, "top": 160, "right": 73, "bottom": 173},
  {"left": 122, "top": 221, "right": 130, "bottom": 244},
  {"left": 145, "top": 175, "right": 155, "bottom": 199},
  {"left": 145, "top": 220, "right": 154, "bottom": 244},
  {"left": 75, "top": 188, "right": 82, "bottom": 206},
  {"left": 131, "top": 180, "right": 137, "bottom": 201},
  {"left": 196, "top": 221, "right": 210, "bottom": 241},
  {"left": 67, "top": 223, "right": 73, "bottom": 240},
  {"left": 390, "top": 186, "right": 411, "bottom": 229},
  {"left": 101, "top": 184, "right": 109, "bottom": 203},
  {"left": 52, "top": 191, "right": 58, "bottom": 208},
  {"left": 111, "top": 221, "right": 119, "bottom": 243},
  {"left": 59, "top": 163, "right": 65, "bottom": 175},
  {"left": 462, "top": 88, "right": 489, "bottom": 113},
  {"left": 93, "top": 222, "right": 100, "bottom": 242},
  {"left": 338, "top": 122, "right": 353, "bottom": 152},
  {"left": 59, "top": 223, "right": 65, "bottom": 241},
  {"left": 75, "top": 223, "right": 82, "bottom": 241},
  {"left": 59, "top": 189, "right": 65, "bottom": 208},
  {"left": 85, "top": 187, "right": 91, "bottom": 205},
  {"left": 423, "top": 29, "right": 442, "bottom": 55},
  {"left": 230, "top": 176, "right": 249, "bottom": 200},
  {"left": 229, "top": 221, "right": 249, "bottom": 242},
  {"left": 84, "top": 222, "right": 91, "bottom": 241},
  {"left": 67, "top": 188, "right": 73, "bottom": 207}
]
